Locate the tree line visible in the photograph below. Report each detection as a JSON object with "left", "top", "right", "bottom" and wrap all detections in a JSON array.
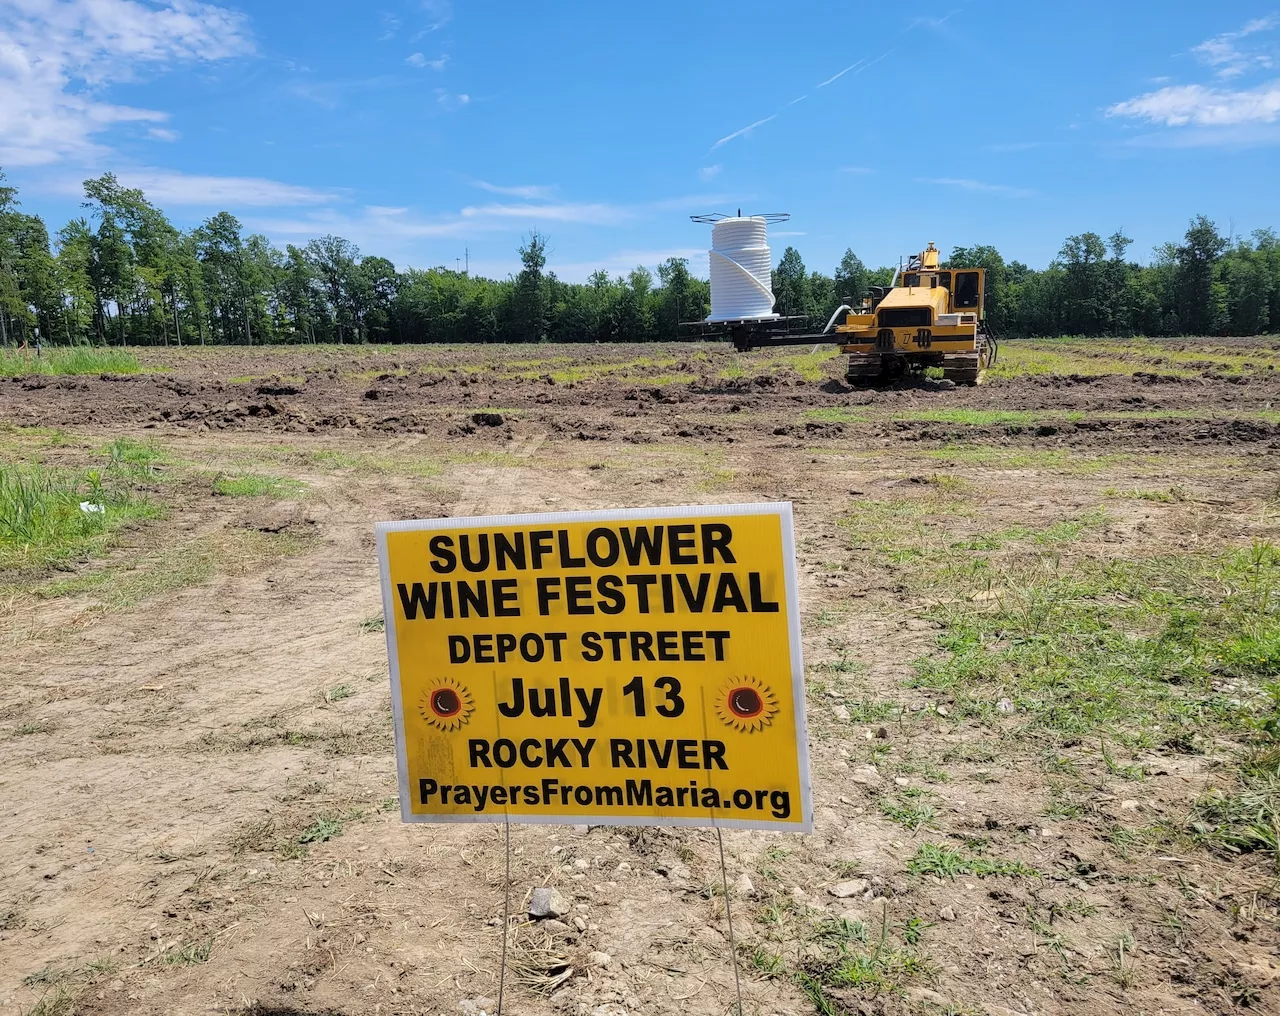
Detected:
[{"left": 2, "top": 169, "right": 1278, "bottom": 347}]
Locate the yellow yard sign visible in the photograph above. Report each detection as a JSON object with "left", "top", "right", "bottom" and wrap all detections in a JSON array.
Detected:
[{"left": 376, "top": 503, "right": 811, "bottom": 831}]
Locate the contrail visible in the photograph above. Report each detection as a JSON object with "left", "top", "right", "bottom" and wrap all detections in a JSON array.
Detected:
[
  {"left": 709, "top": 46, "right": 895, "bottom": 151},
  {"left": 711, "top": 114, "right": 778, "bottom": 150},
  {"left": 817, "top": 59, "right": 865, "bottom": 88}
]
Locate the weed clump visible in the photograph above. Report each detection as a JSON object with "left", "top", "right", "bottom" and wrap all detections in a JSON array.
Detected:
[
  {"left": 0, "top": 458, "right": 158, "bottom": 572},
  {"left": 0, "top": 346, "right": 142, "bottom": 378},
  {"left": 212, "top": 472, "right": 305, "bottom": 498}
]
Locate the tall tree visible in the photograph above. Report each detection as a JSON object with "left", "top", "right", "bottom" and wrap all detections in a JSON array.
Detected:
[
  {"left": 514, "top": 231, "right": 549, "bottom": 343},
  {"left": 196, "top": 212, "right": 254, "bottom": 344},
  {"left": 834, "top": 249, "right": 868, "bottom": 305},
  {"left": 305, "top": 234, "right": 360, "bottom": 343},
  {"left": 0, "top": 169, "right": 26, "bottom": 346},
  {"left": 772, "top": 246, "right": 808, "bottom": 317},
  {"left": 1176, "top": 216, "right": 1228, "bottom": 335}
]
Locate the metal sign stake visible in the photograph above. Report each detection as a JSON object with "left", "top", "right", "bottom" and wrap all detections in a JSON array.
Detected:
[
  {"left": 497, "top": 819, "right": 511, "bottom": 1016},
  {"left": 716, "top": 826, "right": 745, "bottom": 1016}
]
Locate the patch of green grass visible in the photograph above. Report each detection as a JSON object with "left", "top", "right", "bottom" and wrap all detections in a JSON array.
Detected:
[
  {"left": 781, "top": 347, "right": 841, "bottom": 382},
  {"left": 894, "top": 408, "right": 1052, "bottom": 427},
  {"left": 164, "top": 938, "right": 213, "bottom": 965},
  {"left": 909, "top": 541, "right": 1280, "bottom": 864},
  {"left": 801, "top": 906, "right": 931, "bottom": 995},
  {"left": 900, "top": 915, "right": 932, "bottom": 945},
  {"left": 907, "top": 842, "right": 1039, "bottom": 879},
  {"left": 1103, "top": 486, "right": 1184, "bottom": 503},
  {"left": 298, "top": 812, "right": 346, "bottom": 845},
  {"left": 747, "top": 947, "right": 787, "bottom": 975},
  {"left": 359, "top": 613, "right": 385, "bottom": 633},
  {"left": 0, "top": 459, "right": 160, "bottom": 573},
  {"left": 880, "top": 789, "right": 939, "bottom": 832},
  {"left": 22, "top": 985, "right": 77, "bottom": 1016},
  {"left": 0, "top": 346, "right": 143, "bottom": 377},
  {"left": 211, "top": 472, "right": 305, "bottom": 498},
  {"left": 991, "top": 337, "right": 1280, "bottom": 381},
  {"left": 1189, "top": 737, "right": 1280, "bottom": 865},
  {"left": 325, "top": 683, "right": 354, "bottom": 702},
  {"left": 105, "top": 437, "right": 166, "bottom": 475},
  {"left": 39, "top": 529, "right": 311, "bottom": 608}
]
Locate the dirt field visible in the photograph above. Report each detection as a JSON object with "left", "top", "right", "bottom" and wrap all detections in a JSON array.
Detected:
[{"left": 2, "top": 338, "right": 1279, "bottom": 1016}]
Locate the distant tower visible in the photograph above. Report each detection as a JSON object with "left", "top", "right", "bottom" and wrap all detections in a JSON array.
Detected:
[{"left": 691, "top": 213, "right": 790, "bottom": 321}]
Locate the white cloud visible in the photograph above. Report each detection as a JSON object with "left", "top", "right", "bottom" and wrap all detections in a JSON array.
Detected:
[
  {"left": 415, "top": 0, "right": 452, "bottom": 36},
  {"left": 252, "top": 206, "right": 480, "bottom": 242},
  {"left": 711, "top": 114, "right": 777, "bottom": 150},
  {"left": 473, "top": 180, "right": 556, "bottom": 199},
  {"left": 107, "top": 170, "right": 335, "bottom": 206},
  {"left": 908, "top": 12, "right": 956, "bottom": 33},
  {"left": 378, "top": 12, "right": 401, "bottom": 40},
  {"left": 1192, "top": 16, "right": 1277, "bottom": 79},
  {"left": 146, "top": 126, "right": 180, "bottom": 142},
  {"left": 918, "top": 177, "right": 1037, "bottom": 198},
  {"left": 0, "top": 0, "right": 253, "bottom": 166},
  {"left": 460, "top": 202, "right": 632, "bottom": 225},
  {"left": 698, "top": 165, "right": 721, "bottom": 181},
  {"left": 435, "top": 88, "right": 470, "bottom": 110},
  {"left": 406, "top": 52, "right": 448, "bottom": 70},
  {"left": 772, "top": 231, "right": 808, "bottom": 237},
  {"left": 1107, "top": 80, "right": 1280, "bottom": 126}
]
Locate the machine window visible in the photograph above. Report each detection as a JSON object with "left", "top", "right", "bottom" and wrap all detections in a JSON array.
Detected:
[
  {"left": 904, "top": 273, "right": 920, "bottom": 287},
  {"left": 935, "top": 271, "right": 951, "bottom": 290},
  {"left": 954, "top": 272, "right": 980, "bottom": 308}
]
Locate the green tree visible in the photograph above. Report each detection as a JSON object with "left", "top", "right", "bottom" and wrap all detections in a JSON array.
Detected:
[
  {"left": 1176, "top": 215, "right": 1228, "bottom": 335},
  {"left": 196, "top": 212, "right": 255, "bottom": 344},
  {"left": 656, "top": 257, "right": 699, "bottom": 339},
  {"left": 834, "top": 249, "right": 868, "bottom": 305},
  {"left": 514, "top": 231, "right": 549, "bottom": 343},
  {"left": 947, "top": 244, "right": 1009, "bottom": 333},
  {"left": 0, "top": 170, "right": 28, "bottom": 345},
  {"left": 14, "top": 216, "right": 62, "bottom": 343},
  {"left": 305, "top": 234, "right": 360, "bottom": 343},
  {"left": 772, "top": 246, "right": 808, "bottom": 317}
]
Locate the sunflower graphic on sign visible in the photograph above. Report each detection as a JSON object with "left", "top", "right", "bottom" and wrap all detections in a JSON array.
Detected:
[
  {"left": 419, "top": 676, "right": 475, "bottom": 731},
  {"left": 715, "top": 675, "right": 779, "bottom": 733}
]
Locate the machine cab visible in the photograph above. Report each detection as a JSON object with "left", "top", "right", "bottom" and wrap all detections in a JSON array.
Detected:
[{"left": 897, "top": 243, "right": 985, "bottom": 317}]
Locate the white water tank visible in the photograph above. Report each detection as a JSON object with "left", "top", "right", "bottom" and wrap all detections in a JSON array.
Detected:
[{"left": 708, "top": 216, "right": 778, "bottom": 322}]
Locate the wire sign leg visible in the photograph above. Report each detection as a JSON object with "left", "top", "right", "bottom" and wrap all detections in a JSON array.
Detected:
[
  {"left": 716, "top": 826, "right": 745, "bottom": 1016},
  {"left": 497, "top": 819, "right": 511, "bottom": 1016}
]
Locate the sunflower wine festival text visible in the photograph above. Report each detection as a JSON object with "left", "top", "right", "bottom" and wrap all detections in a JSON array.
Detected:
[{"left": 376, "top": 504, "right": 812, "bottom": 831}]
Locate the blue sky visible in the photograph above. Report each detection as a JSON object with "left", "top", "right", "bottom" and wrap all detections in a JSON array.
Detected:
[{"left": 2, "top": 1, "right": 1279, "bottom": 282}]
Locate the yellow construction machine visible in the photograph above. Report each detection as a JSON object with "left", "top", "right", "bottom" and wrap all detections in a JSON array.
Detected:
[
  {"left": 832, "top": 242, "right": 994, "bottom": 384},
  {"left": 686, "top": 240, "right": 997, "bottom": 386}
]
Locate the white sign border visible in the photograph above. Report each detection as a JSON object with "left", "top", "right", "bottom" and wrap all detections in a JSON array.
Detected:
[{"left": 376, "top": 501, "right": 812, "bottom": 833}]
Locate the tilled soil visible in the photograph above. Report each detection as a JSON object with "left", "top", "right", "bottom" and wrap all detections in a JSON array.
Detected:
[
  {"left": 1, "top": 342, "right": 1278, "bottom": 1016},
  {"left": 4, "top": 343, "right": 1280, "bottom": 452}
]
